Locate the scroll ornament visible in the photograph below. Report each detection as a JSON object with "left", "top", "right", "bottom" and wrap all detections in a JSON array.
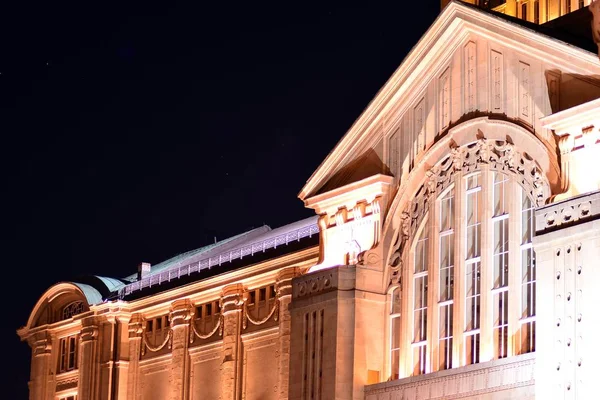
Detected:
[
  {"left": 387, "top": 137, "right": 550, "bottom": 286},
  {"left": 141, "top": 329, "right": 172, "bottom": 356},
  {"left": 189, "top": 314, "right": 223, "bottom": 343},
  {"left": 242, "top": 294, "right": 279, "bottom": 329}
]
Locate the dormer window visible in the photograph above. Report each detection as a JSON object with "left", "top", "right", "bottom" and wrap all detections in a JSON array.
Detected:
[
  {"left": 62, "top": 301, "right": 84, "bottom": 320},
  {"left": 58, "top": 335, "right": 78, "bottom": 373}
]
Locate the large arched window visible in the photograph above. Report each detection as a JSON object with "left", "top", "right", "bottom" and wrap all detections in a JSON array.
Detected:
[{"left": 390, "top": 167, "right": 537, "bottom": 378}]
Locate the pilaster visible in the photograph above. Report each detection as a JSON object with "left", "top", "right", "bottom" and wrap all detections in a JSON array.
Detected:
[
  {"left": 27, "top": 331, "right": 52, "bottom": 400},
  {"left": 127, "top": 314, "right": 143, "bottom": 400},
  {"left": 112, "top": 314, "right": 131, "bottom": 400},
  {"left": 169, "top": 299, "right": 193, "bottom": 400},
  {"left": 276, "top": 267, "right": 301, "bottom": 400},
  {"left": 79, "top": 317, "right": 100, "bottom": 400},
  {"left": 220, "top": 284, "right": 244, "bottom": 400}
]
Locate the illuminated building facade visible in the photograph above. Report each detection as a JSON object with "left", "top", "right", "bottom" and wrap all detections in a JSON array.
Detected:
[
  {"left": 17, "top": 1, "right": 600, "bottom": 399},
  {"left": 441, "top": 0, "right": 594, "bottom": 24}
]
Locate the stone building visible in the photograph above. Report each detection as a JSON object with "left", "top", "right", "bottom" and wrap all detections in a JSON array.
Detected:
[{"left": 17, "top": 1, "right": 600, "bottom": 399}]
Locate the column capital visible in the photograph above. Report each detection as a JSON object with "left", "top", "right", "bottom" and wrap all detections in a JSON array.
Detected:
[
  {"left": 129, "top": 313, "right": 144, "bottom": 339},
  {"left": 81, "top": 316, "right": 100, "bottom": 342},
  {"left": 28, "top": 330, "right": 52, "bottom": 356},
  {"left": 170, "top": 299, "right": 193, "bottom": 327},
  {"left": 221, "top": 284, "right": 245, "bottom": 314},
  {"left": 276, "top": 267, "right": 302, "bottom": 297}
]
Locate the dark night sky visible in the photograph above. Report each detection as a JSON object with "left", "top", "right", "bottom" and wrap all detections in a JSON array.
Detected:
[{"left": 3, "top": 1, "right": 440, "bottom": 397}]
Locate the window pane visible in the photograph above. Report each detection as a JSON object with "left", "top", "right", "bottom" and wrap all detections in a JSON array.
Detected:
[
  {"left": 466, "top": 225, "right": 480, "bottom": 259},
  {"left": 391, "top": 349, "right": 400, "bottom": 380},
  {"left": 493, "top": 219, "right": 509, "bottom": 289},
  {"left": 440, "top": 188, "right": 454, "bottom": 231},
  {"left": 392, "top": 316, "right": 401, "bottom": 351},
  {"left": 415, "top": 222, "right": 429, "bottom": 274},
  {"left": 465, "top": 333, "right": 480, "bottom": 365},
  {"left": 493, "top": 291, "right": 509, "bottom": 359},
  {"left": 466, "top": 177, "right": 481, "bottom": 260},
  {"left": 391, "top": 288, "right": 402, "bottom": 315},
  {"left": 414, "top": 276, "right": 428, "bottom": 342},
  {"left": 439, "top": 304, "right": 453, "bottom": 370},
  {"left": 493, "top": 172, "right": 508, "bottom": 216},
  {"left": 520, "top": 320, "right": 536, "bottom": 353},
  {"left": 412, "top": 344, "right": 427, "bottom": 376},
  {"left": 465, "top": 262, "right": 480, "bottom": 331},
  {"left": 521, "top": 248, "right": 536, "bottom": 318}
]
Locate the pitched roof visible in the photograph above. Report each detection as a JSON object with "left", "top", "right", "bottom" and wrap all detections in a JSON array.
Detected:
[
  {"left": 456, "top": 1, "right": 596, "bottom": 53},
  {"left": 298, "top": 0, "right": 600, "bottom": 202}
]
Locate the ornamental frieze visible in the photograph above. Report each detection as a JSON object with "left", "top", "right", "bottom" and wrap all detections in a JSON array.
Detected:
[
  {"left": 293, "top": 270, "right": 335, "bottom": 299},
  {"left": 387, "top": 136, "right": 551, "bottom": 286}
]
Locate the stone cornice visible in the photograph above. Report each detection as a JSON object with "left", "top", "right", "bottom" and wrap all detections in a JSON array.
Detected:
[
  {"left": 540, "top": 98, "right": 600, "bottom": 137},
  {"left": 123, "top": 246, "right": 318, "bottom": 313},
  {"left": 366, "top": 353, "right": 535, "bottom": 399},
  {"left": 303, "top": 174, "right": 393, "bottom": 216},
  {"left": 535, "top": 190, "right": 600, "bottom": 236}
]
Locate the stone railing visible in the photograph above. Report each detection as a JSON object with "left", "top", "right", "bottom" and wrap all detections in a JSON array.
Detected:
[
  {"left": 365, "top": 353, "right": 535, "bottom": 400},
  {"left": 536, "top": 190, "right": 600, "bottom": 235},
  {"left": 120, "top": 223, "right": 319, "bottom": 297}
]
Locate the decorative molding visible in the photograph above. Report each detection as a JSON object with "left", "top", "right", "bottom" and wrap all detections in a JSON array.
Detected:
[
  {"left": 243, "top": 298, "right": 279, "bottom": 329},
  {"left": 365, "top": 353, "right": 535, "bottom": 400},
  {"left": 490, "top": 49, "right": 503, "bottom": 113},
  {"left": 241, "top": 332, "right": 279, "bottom": 400},
  {"left": 294, "top": 270, "right": 335, "bottom": 299},
  {"left": 440, "top": 67, "right": 451, "bottom": 130},
  {"left": 464, "top": 41, "right": 477, "bottom": 113},
  {"left": 536, "top": 190, "right": 600, "bottom": 234},
  {"left": 120, "top": 221, "right": 319, "bottom": 297},
  {"left": 387, "top": 135, "right": 550, "bottom": 287},
  {"left": 518, "top": 61, "right": 531, "bottom": 124},
  {"left": 55, "top": 374, "right": 78, "bottom": 392},
  {"left": 190, "top": 315, "right": 222, "bottom": 343},
  {"left": 141, "top": 329, "right": 172, "bottom": 356}
]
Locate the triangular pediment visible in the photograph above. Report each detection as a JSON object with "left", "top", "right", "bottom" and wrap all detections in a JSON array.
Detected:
[{"left": 299, "top": 0, "right": 600, "bottom": 203}]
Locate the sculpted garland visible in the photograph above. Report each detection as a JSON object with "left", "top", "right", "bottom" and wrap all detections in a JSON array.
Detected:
[
  {"left": 388, "top": 136, "right": 550, "bottom": 286},
  {"left": 142, "top": 290, "right": 281, "bottom": 350}
]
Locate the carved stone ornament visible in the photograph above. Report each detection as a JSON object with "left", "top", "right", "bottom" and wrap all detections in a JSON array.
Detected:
[
  {"left": 388, "top": 210, "right": 410, "bottom": 285},
  {"left": 591, "top": 0, "right": 600, "bottom": 59},
  {"left": 387, "top": 137, "right": 550, "bottom": 286}
]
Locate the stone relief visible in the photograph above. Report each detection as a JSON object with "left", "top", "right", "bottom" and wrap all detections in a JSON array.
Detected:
[
  {"left": 540, "top": 193, "right": 600, "bottom": 233},
  {"left": 387, "top": 136, "right": 550, "bottom": 286},
  {"left": 294, "top": 270, "right": 334, "bottom": 298}
]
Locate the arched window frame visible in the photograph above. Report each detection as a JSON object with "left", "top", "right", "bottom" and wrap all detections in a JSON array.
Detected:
[
  {"left": 389, "top": 138, "right": 545, "bottom": 379},
  {"left": 62, "top": 301, "right": 84, "bottom": 321}
]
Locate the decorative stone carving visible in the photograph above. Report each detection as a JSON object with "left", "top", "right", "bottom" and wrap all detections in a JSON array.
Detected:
[
  {"left": 56, "top": 375, "right": 79, "bottom": 392},
  {"left": 410, "top": 137, "right": 550, "bottom": 235},
  {"left": 537, "top": 191, "right": 600, "bottom": 234},
  {"left": 387, "top": 136, "right": 551, "bottom": 288},
  {"left": 388, "top": 210, "right": 410, "bottom": 285},
  {"left": 242, "top": 290, "right": 279, "bottom": 329},
  {"left": 365, "top": 353, "right": 535, "bottom": 399},
  {"left": 294, "top": 270, "right": 335, "bottom": 299}
]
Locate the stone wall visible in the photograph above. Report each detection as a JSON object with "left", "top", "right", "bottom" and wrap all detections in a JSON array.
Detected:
[{"left": 365, "top": 353, "right": 535, "bottom": 400}]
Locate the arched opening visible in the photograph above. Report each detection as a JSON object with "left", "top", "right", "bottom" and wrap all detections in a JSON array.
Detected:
[{"left": 386, "top": 139, "right": 542, "bottom": 379}]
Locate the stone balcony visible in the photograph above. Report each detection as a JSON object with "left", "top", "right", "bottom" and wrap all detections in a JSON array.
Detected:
[
  {"left": 535, "top": 190, "right": 600, "bottom": 235},
  {"left": 364, "top": 353, "right": 535, "bottom": 400}
]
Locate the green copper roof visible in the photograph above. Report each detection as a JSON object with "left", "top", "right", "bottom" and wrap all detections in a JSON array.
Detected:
[
  {"left": 94, "top": 276, "right": 126, "bottom": 293},
  {"left": 73, "top": 283, "right": 104, "bottom": 306}
]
